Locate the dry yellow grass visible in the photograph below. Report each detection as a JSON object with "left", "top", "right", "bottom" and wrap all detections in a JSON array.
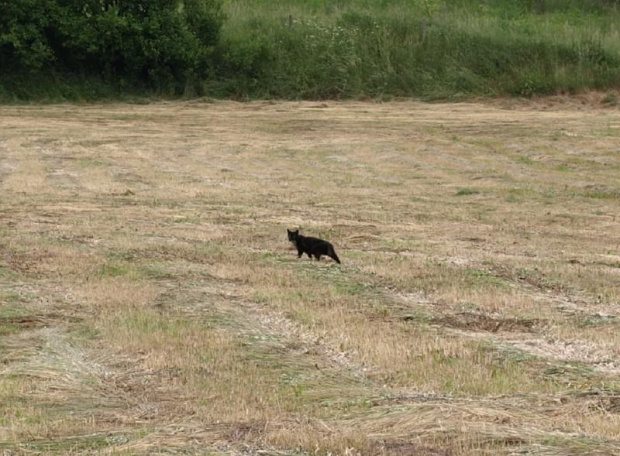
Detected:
[{"left": 0, "top": 98, "right": 619, "bottom": 455}]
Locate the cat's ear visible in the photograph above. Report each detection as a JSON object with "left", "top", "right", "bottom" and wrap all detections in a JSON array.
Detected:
[
  {"left": 294, "top": 230, "right": 299, "bottom": 234},
  {"left": 287, "top": 229, "right": 292, "bottom": 234}
]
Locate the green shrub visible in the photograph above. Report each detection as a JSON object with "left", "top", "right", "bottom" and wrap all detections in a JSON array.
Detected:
[{"left": 0, "top": 0, "right": 223, "bottom": 99}]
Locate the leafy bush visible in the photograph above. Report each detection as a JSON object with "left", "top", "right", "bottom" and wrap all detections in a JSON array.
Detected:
[{"left": 0, "top": 0, "right": 223, "bottom": 97}]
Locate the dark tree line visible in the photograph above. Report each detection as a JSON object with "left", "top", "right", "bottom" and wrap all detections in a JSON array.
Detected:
[{"left": 0, "top": 0, "right": 223, "bottom": 93}]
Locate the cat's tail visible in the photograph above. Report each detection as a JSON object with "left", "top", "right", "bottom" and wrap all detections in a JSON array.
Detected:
[{"left": 329, "top": 247, "right": 341, "bottom": 264}]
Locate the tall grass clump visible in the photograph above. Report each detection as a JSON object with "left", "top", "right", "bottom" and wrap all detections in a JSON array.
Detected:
[{"left": 214, "top": 0, "right": 620, "bottom": 99}]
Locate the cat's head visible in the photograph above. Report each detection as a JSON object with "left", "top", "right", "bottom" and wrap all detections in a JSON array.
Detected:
[{"left": 287, "top": 229, "right": 299, "bottom": 242}]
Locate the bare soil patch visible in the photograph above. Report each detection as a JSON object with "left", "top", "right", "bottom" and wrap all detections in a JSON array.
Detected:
[{"left": 434, "top": 312, "right": 540, "bottom": 333}]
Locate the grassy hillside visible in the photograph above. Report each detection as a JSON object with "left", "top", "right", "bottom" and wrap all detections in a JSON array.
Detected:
[{"left": 215, "top": 0, "right": 620, "bottom": 99}]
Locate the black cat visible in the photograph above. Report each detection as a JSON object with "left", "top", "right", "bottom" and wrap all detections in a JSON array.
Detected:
[{"left": 287, "top": 229, "right": 341, "bottom": 264}]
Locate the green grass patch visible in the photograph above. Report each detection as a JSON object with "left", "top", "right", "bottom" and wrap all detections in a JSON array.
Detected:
[
  {"left": 97, "top": 262, "right": 134, "bottom": 279},
  {"left": 106, "top": 250, "right": 136, "bottom": 262},
  {"left": 466, "top": 268, "right": 511, "bottom": 289},
  {"left": 0, "top": 299, "right": 35, "bottom": 336},
  {"left": 77, "top": 158, "right": 105, "bottom": 168},
  {"left": 582, "top": 189, "right": 620, "bottom": 199},
  {"left": 0, "top": 434, "right": 131, "bottom": 453},
  {"left": 0, "top": 321, "right": 22, "bottom": 337},
  {"left": 173, "top": 216, "right": 201, "bottom": 224},
  {"left": 455, "top": 188, "right": 480, "bottom": 196},
  {"left": 97, "top": 259, "right": 175, "bottom": 280},
  {"left": 0, "top": 265, "right": 18, "bottom": 281},
  {"left": 398, "top": 340, "right": 565, "bottom": 396},
  {"left": 577, "top": 315, "right": 619, "bottom": 328},
  {"left": 138, "top": 263, "right": 175, "bottom": 280},
  {"left": 516, "top": 156, "right": 535, "bottom": 166},
  {"left": 0, "top": 289, "right": 27, "bottom": 304}
]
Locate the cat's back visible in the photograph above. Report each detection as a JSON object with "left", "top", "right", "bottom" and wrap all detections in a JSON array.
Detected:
[{"left": 301, "top": 235, "right": 329, "bottom": 245}]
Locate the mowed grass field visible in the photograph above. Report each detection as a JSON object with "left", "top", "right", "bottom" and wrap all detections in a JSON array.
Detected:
[{"left": 1, "top": 98, "right": 619, "bottom": 455}]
